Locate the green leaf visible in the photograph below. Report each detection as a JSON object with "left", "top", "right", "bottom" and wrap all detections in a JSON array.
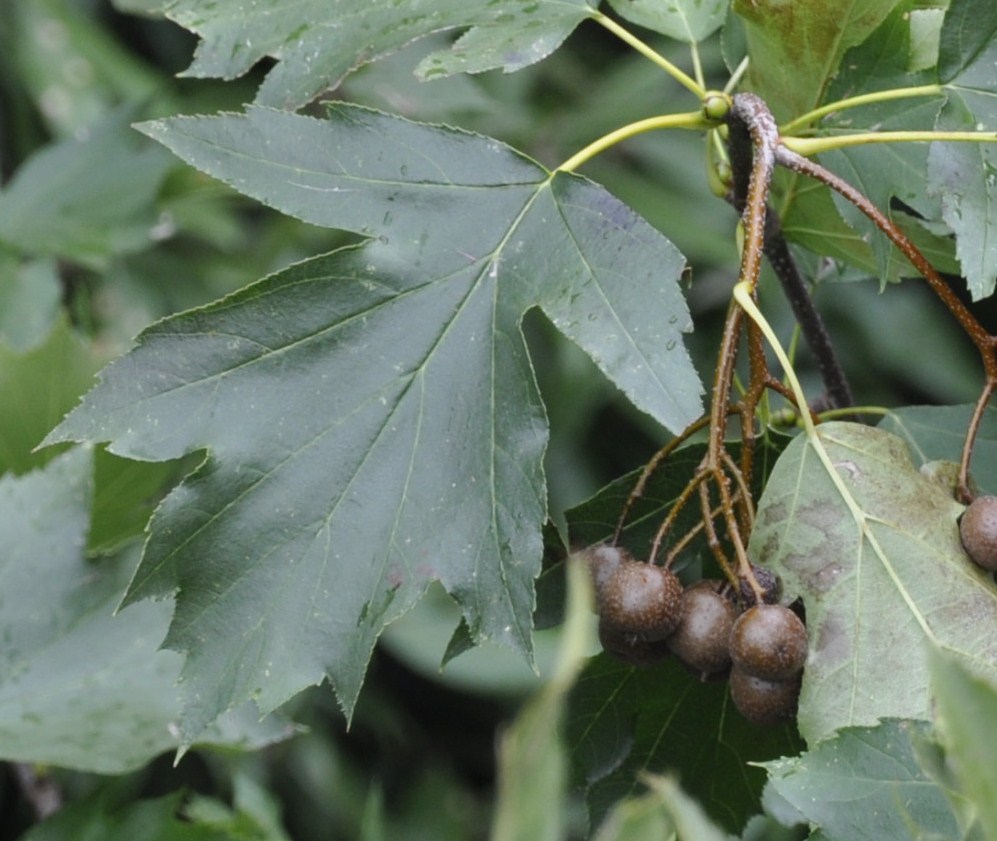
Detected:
[
  {"left": 574, "top": 657, "right": 794, "bottom": 826},
  {"left": 928, "top": 0, "right": 997, "bottom": 299},
  {"left": 21, "top": 792, "right": 239, "bottom": 841},
  {"left": 937, "top": 0, "right": 997, "bottom": 83},
  {"left": 0, "top": 255, "right": 62, "bottom": 351},
  {"left": 0, "top": 317, "right": 100, "bottom": 475},
  {"left": 930, "top": 648, "right": 997, "bottom": 841},
  {"left": 491, "top": 560, "right": 595, "bottom": 841},
  {"left": 47, "top": 103, "right": 702, "bottom": 740},
  {"left": 763, "top": 720, "right": 961, "bottom": 841},
  {"left": 606, "top": 0, "right": 729, "bottom": 43},
  {"left": 732, "top": 0, "right": 906, "bottom": 121},
  {"left": 879, "top": 404, "right": 997, "bottom": 495},
  {"left": 568, "top": 655, "right": 800, "bottom": 833},
  {"left": 593, "top": 775, "right": 735, "bottom": 841},
  {"left": 0, "top": 109, "right": 174, "bottom": 267},
  {"left": 748, "top": 422, "right": 997, "bottom": 744},
  {"left": 0, "top": 447, "right": 294, "bottom": 773},
  {"left": 162, "top": 0, "right": 597, "bottom": 110},
  {"left": 793, "top": 4, "right": 948, "bottom": 279}
]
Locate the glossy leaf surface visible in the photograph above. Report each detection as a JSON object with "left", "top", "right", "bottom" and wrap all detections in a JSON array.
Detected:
[
  {"left": 47, "top": 104, "right": 702, "bottom": 739},
  {"left": 161, "top": 0, "right": 597, "bottom": 109}
]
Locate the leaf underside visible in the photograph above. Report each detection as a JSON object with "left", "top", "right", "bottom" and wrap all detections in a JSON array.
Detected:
[
  {"left": 749, "top": 422, "right": 997, "bottom": 744},
  {"left": 46, "top": 103, "right": 702, "bottom": 739}
]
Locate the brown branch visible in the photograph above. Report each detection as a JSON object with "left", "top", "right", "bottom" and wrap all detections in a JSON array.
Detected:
[{"left": 775, "top": 144, "right": 997, "bottom": 501}]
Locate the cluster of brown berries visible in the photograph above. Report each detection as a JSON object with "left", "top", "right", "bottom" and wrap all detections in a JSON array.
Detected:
[{"left": 585, "top": 545, "right": 807, "bottom": 726}]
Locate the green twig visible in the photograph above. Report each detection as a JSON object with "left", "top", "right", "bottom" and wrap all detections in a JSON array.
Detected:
[
  {"left": 593, "top": 13, "right": 704, "bottom": 98},
  {"left": 556, "top": 111, "right": 711, "bottom": 173},
  {"left": 780, "top": 84, "right": 942, "bottom": 135}
]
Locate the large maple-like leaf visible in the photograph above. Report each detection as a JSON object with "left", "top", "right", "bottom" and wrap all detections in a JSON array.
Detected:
[
  {"left": 160, "top": 0, "right": 597, "bottom": 110},
  {"left": 749, "top": 422, "right": 997, "bottom": 744},
  {"left": 45, "top": 104, "right": 702, "bottom": 739}
]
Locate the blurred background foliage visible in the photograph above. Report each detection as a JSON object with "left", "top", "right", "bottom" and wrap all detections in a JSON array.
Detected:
[{"left": 0, "top": 1, "right": 992, "bottom": 838}]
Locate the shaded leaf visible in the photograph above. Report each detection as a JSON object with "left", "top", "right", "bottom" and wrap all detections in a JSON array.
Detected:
[
  {"left": 0, "top": 109, "right": 174, "bottom": 267},
  {"left": 799, "top": 4, "right": 948, "bottom": 279},
  {"left": 47, "top": 103, "right": 702, "bottom": 740},
  {"left": 928, "top": 0, "right": 997, "bottom": 299},
  {"left": 606, "top": 0, "right": 728, "bottom": 43},
  {"left": 0, "top": 447, "right": 294, "bottom": 774},
  {"left": 0, "top": 318, "right": 100, "bottom": 475},
  {"left": 162, "top": 0, "right": 597, "bottom": 110},
  {"left": 937, "top": 0, "right": 997, "bottom": 83},
  {"left": 763, "top": 720, "right": 961, "bottom": 841},
  {"left": 930, "top": 648, "right": 997, "bottom": 841},
  {"left": 21, "top": 792, "right": 238, "bottom": 841},
  {"left": 879, "top": 403, "right": 997, "bottom": 495},
  {"left": 567, "top": 654, "right": 800, "bottom": 833},
  {"left": 0, "top": 255, "right": 62, "bottom": 351},
  {"left": 592, "top": 774, "right": 735, "bottom": 841},
  {"left": 748, "top": 422, "right": 997, "bottom": 743}
]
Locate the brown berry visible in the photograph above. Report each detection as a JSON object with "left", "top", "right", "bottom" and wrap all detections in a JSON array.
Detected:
[
  {"left": 729, "top": 604, "right": 808, "bottom": 681},
  {"left": 599, "top": 561, "right": 683, "bottom": 641},
  {"left": 584, "top": 543, "right": 633, "bottom": 598},
  {"left": 729, "top": 667, "right": 800, "bottom": 726},
  {"left": 960, "top": 495, "right": 997, "bottom": 571},
  {"left": 667, "top": 583, "right": 737, "bottom": 675},
  {"left": 738, "top": 563, "right": 782, "bottom": 607},
  {"left": 598, "top": 620, "right": 671, "bottom": 667}
]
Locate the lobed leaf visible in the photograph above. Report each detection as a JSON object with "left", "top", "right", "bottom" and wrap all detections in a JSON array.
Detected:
[
  {"left": 749, "top": 422, "right": 997, "bottom": 743},
  {"left": 606, "top": 0, "right": 728, "bottom": 44},
  {"left": 46, "top": 104, "right": 702, "bottom": 739},
  {"left": 160, "top": 0, "right": 598, "bottom": 110}
]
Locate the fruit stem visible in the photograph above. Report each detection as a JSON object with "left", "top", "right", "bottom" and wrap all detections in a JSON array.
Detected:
[
  {"left": 779, "top": 84, "right": 942, "bottom": 135},
  {"left": 556, "top": 111, "right": 711, "bottom": 173},
  {"left": 613, "top": 412, "right": 716, "bottom": 544},
  {"left": 593, "top": 13, "right": 704, "bottom": 98},
  {"left": 958, "top": 379, "right": 997, "bottom": 504}
]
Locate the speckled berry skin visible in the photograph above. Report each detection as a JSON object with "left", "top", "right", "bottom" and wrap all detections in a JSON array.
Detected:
[
  {"left": 667, "top": 584, "right": 737, "bottom": 675},
  {"left": 600, "top": 561, "right": 684, "bottom": 641},
  {"left": 584, "top": 544, "right": 633, "bottom": 599},
  {"left": 729, "top": 604, "right": 808, "bottom": 681},
  {"left": 960, "top": 495, "right": 997, "bottom": 571},
  {"left": 729, "top": 667, "right": 801, "bottom": 726}
]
